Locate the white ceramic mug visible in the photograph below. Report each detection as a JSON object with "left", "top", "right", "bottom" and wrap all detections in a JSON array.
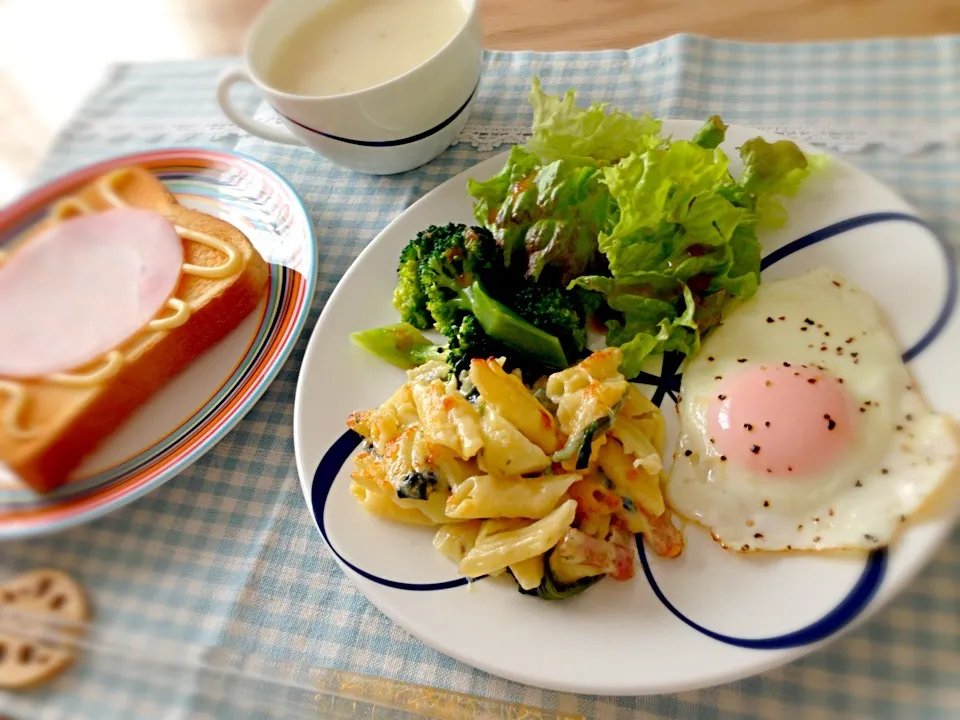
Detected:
[{"left": 216, "top": 0, "right": 482, "bottom": 175}]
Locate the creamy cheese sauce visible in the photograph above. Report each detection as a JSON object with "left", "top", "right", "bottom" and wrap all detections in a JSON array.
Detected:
[{"left": 267, "top": 0, "right": 466, "bottom": 96}]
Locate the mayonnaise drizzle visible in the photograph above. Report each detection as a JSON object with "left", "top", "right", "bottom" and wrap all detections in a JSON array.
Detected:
[
  {"left": 47, "top": 351, "right": 124, "bottom": 388},
  {"left": 99, "top": 169, "right": 242, "bottom": 279},
  {"left": 50, "top": 197, "right": 95, "bottom": 221},
  {"left": 177, "top": 227, "right": 242, "bottom": 279},
  {"left": 0, "top": 381, "right": 34, "bottom": 439},
  {"left": 148, "top": 298, "right": 192, "bottom": 331}
]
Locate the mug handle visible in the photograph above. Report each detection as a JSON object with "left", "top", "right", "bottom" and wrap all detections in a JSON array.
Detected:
[{"left": 216, "top": 67, "right": 304, "bottom": 146}]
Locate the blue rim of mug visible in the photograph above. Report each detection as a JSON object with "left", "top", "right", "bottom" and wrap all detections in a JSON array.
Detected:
[{"left": 273, "top": 80, "right": 479, "bottom": 148}]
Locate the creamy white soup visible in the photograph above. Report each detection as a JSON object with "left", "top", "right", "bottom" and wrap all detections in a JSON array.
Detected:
[{"left": 267, "top": 0, "right": 467, "bottom": 97}]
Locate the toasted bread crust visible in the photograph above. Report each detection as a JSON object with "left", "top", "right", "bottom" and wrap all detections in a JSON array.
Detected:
[{"left": 0, "top": 167, "right": 270, "bottom": 492}]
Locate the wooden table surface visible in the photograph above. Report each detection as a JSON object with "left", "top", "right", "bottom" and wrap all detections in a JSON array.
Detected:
[
  {"left": 1, "top": 0, "right": 957, "bottom": 202},
  {"left": 480, "top": 0, "right": 960, "bottom": 50}
]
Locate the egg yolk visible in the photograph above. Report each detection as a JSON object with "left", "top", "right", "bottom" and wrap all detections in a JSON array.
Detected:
[{"left": 706, "top": 364, "right": 856, "bottom": 478}]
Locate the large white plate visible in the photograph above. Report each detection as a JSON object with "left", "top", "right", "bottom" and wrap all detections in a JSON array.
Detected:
[{"left": 293, "top": 121, "right": 958, "bottom": 695}]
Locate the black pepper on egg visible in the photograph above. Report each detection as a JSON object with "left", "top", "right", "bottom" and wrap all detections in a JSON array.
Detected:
[{"left": 750, "top": 445, "right": 761, "bottom": 454}]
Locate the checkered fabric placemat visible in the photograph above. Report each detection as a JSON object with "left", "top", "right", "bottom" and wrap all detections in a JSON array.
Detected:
[{"left": 2, "top": 34, "right": 959, "bottom": 720}]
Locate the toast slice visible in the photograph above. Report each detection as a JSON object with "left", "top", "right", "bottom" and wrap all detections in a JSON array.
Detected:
[{"left": 0, "top": 167, "right": 270, "bottom": 493}]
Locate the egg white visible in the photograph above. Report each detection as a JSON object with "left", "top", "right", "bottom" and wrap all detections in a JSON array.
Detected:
[{"left": 667, "top": 267, "right": 959, "bottom": 552}]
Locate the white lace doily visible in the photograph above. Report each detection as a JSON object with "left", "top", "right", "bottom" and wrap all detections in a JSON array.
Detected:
[
  {"left": 458, "top": 123, "right": 960, "bottom": 156},
  {"left": 62, "top": 105, "right": 960, "bottom": 156}
]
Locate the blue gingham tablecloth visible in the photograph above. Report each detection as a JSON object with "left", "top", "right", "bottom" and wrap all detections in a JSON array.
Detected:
[{"left": 3, "top": 34, "right": 960, "bottom": 720}]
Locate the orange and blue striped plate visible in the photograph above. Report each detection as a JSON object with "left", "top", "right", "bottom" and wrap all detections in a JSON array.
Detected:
[{"left": 0, "top": 148, "right": 316, "bottom": 538}]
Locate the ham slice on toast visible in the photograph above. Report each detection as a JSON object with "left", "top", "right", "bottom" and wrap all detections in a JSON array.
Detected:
[{"left": 0, "top": 167, "right": 270, "bottom": 492}]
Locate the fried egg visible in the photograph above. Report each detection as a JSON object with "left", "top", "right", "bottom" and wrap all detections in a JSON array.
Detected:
[{"left": 667, "top": 267, "right": 959, "bottom": 552}]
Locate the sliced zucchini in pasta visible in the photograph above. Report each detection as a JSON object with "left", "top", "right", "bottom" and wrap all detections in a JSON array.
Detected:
[
  {"left": 469, "top": 359, "right": 558, "bottom": 454},
  {"left": 433, "top": 521, "right": 483, "bottom": 562},
  {"left": 459, "top": 499, "right": 577, "bottom": 578},
  {"left": 350, "top": 482, "right": 436, "bottom": 526},
  {"left": 445, "top": 473, "right": 581, "bottom": 520},
  {"left": 478, "top": 403, "right": 551, "bottom": 475},
  {"left": 555, "top": 377, "right": 627, "bottom": 440},
  {"left": 546, "top": 349, "right": 628, "bottom": 446},
  {"left": 411, "top": 380, "right": 483, "bottom": 459}
]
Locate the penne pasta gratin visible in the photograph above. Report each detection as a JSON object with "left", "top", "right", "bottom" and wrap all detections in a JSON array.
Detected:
[{"left": 345, "top": 348, "right": 684, "bottom": 600}]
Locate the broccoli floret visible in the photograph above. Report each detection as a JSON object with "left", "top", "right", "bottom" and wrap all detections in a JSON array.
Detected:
[
  {"left": 444, "top": 315, "right": 492, "bottom": 375},
  {"left": 393, "top": 232, "right": 435, "bottom": 329},
  {"left": 508, "top": 284, "right": 588, "bottom": 363},
  {"left": 396, "top": 224, "right": 569, "bottom": 369},
  {"left": 392, "top": 222, "right": 504, "bottom": 332}
]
